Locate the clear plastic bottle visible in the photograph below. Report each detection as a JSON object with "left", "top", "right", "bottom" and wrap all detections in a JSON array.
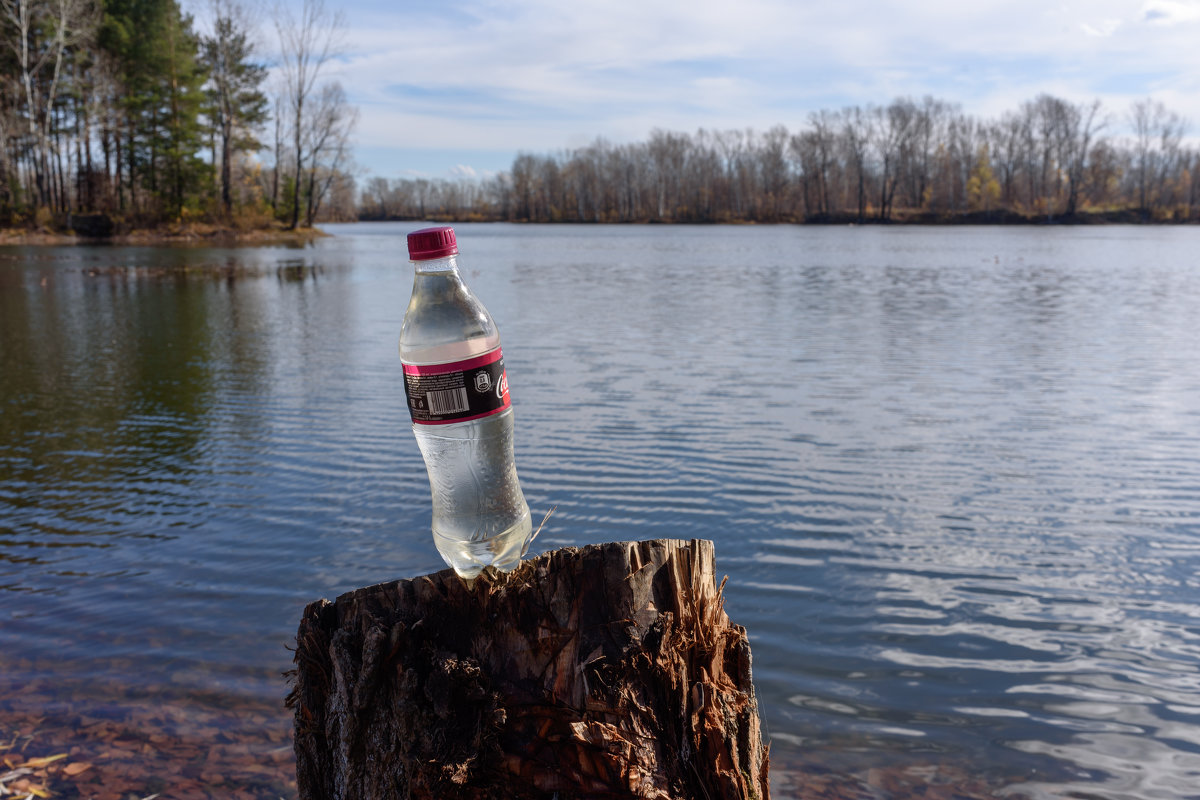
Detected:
[{"left": 399, "top": 226, "right": 532, "bottom": 580}]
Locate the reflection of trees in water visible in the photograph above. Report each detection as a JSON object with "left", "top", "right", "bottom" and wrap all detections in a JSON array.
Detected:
[
  {"left": 276, "top": 258, "right": 325, "bottom": 282},
  {"left": 0, "top": 245, "right": 361, "bottom": 569},
  {"left": 0, "top": 262, "right": 289, "bottom": 568},
  {"left": 0, "top": 269, "right": 220, "bottom": 564}
]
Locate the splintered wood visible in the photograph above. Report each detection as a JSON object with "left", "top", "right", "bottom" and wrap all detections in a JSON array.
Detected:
[{"left": 289, "top": 539, "right": 770, "bottom": 799}]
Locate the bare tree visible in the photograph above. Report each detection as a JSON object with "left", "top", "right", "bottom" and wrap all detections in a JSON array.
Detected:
[
  {"left": 1187, "top": 148, "right": 1200, "bottom": 216},
  {"left": 1085, "top": 139, "right": 1122, "bottom": 209},
  {"left": 1062, "top": 99, "right": 1105, "bottom": 216},
  {"left": 714, "top": 129, "right": 747, "bottom": 217},
  {"left": 990, "top": 110, "right": 1026, "bottom": 209},
  {"left": 840, "top": 106, "right": 870, "bottom": 221},
  {"left": 0, "top": 72, "right": 15, "bottom": 217},
  {"left": 872, "top": 99, "right": 915, "bottom": 220},
  {"left": 950, "top": 115, "right": 985, "bottom": 212},
  {"left": 360, "top": 175, "right": 390, "bottom": 219},
  {"left": 685, "top": 129, "right": 721, "bottom": 221},
  {"left": 1129, "top": 99, "right": 1187, "bottom": 214},
  {"left": 807, "top": 109, "right": 839, "bottom": 216},
  {"left": 301, "top": 79, "right": 356, "bottom": 226},
  {"left": 758, "top": 125, "right": 789, "bottom": 220},
  {"left": 274, "top": 0, "right": 343, "bottom": 228},
  {"left": 269, "top": 86, "right": 284, "bottom": 211},
  {"left": 648, "top": 129, "right": 688, "bottom": 219},
  {"left": 904, "top": 97, "right": 954, "bottom": 210}
]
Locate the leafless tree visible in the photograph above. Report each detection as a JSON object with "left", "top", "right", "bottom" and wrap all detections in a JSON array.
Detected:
[
  {"left": 990, "top": 110, "right": 1026, "bottom": 208},
  {"left": 360, "top": 175, "right": 389, "bottom": 219},
  {"left": 757, "top": 125, "right": 789, "bottom": 220},
  {"left": 301, "top": 79, "right": 356, "bottom": 226},
  {"left": 1061, "top": 99, "right": 1105, "bottom": 216},
  {"left": 274, "top": 0, "right": 343, "bottom": 228},
  {"left": 353, "top": 93, "right": 1200, "bottom": 225},
  {"left": 839, "top": 106, "right": 870, "bottom": 221},
  {"left": 872, "top": 99, "right": 916, "bottom": 220},
  {"left": 1129, "top": 98, "right": 1188, "bottom": 213}
]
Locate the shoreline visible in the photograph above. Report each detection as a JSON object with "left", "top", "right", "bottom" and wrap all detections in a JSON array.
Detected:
[
  {"left": 0, "top": 223, "right": 332, "bottom": 247},
  {"left": 4, "top": 210, "right": 1195, "bottom": 245},
  {"left": 358, "top": 208, "right": 1195, "bottom": 226}
]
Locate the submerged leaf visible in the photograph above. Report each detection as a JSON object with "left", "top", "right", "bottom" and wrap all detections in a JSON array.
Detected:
[{"left": 21, "top": 754, "right": 67, "bottom": 769}]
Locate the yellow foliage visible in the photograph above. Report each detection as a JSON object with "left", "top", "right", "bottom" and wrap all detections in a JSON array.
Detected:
[{"left": 968, "top": 144, "right": 1001, "bottom": 212}]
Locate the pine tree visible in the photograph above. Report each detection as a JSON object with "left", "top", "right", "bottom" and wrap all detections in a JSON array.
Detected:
[
  {"left": 202, "top": 1, "right": 267, "bottom": 218},
  {"left": 158, "top": 4, "right": 209, "bottom": 217},
  {"left": 100, "top": 0, "right": 208, "bottom": 219}
]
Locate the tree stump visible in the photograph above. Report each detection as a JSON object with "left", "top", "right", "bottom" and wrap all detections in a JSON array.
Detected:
[{"left": 288, "top": 538, "right": 770, "bottom": 799}]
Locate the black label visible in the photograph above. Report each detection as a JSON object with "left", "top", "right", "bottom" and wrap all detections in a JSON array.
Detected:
[{"left": 403, "top": 351, "right": 510, "bottom": 425}]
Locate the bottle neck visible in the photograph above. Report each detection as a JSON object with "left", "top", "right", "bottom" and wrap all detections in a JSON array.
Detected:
[{"left": 412, "top": 253, "right": 460, "bottom": 274}]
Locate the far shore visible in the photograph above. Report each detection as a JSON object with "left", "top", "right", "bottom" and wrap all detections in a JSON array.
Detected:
[
  {"left": 3, "top": 207, "right": 1196, "bottom": 246},
  {"left": 360, "top": 207, "right": 1195, "bottom": 226}
]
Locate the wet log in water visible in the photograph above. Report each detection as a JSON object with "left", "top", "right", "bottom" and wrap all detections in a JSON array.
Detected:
[{"left": 288, "top": 538, "right": 770, "bottom": 799}]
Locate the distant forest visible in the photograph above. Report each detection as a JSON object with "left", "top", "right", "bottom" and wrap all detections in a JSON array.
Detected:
[{"left": 361, "top": 95, "right": 1198, "bottom": 225}]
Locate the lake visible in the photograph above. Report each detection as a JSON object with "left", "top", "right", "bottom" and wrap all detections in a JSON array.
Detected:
[{"left": 3, "top": 222, "right": 1200, "bottom": 799}]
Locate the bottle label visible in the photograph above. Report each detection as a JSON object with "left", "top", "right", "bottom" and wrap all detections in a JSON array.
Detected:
[{"left": 402, "top": 349, "right": 511, "bottom": 425}]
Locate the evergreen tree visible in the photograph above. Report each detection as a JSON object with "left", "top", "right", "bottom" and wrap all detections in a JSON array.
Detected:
[
  {"left": 158, "top": 5, "right": 208, "bottom": 217},
  {"left": 100, "top": 0, "right": 208, "bottom": 219},
  {"left": 202, "top": 1, "right": 267, "bottom": 217}
]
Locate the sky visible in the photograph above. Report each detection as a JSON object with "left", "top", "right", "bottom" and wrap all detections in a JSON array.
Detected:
[{"left": 258, "top": 0, "right": 1200, "bottom": 181}]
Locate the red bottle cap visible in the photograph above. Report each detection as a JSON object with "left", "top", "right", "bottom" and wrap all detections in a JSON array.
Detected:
[{"left": 407, "top": 226, "right": 458, "bottom": 260}]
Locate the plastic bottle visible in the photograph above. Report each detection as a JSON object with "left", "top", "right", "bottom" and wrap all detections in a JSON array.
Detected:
[{"left": 399, "top": 226, "right": 532, "bottom": 580}]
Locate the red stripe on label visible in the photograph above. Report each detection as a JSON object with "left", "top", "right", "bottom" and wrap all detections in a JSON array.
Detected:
[{"left": 402, "top": 348, "right": 503, "bottom": 376}]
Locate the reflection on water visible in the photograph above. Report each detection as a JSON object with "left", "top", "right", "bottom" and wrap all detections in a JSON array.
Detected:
[{"left": 3, "top": 224, "right": 1200, "bottom": 798}]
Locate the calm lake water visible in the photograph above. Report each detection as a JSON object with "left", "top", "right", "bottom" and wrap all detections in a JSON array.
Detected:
[{"left": 3, "top": 222, "right": 1200, "bottom": 799}]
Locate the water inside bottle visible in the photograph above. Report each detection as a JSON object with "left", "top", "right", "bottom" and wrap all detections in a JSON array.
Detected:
[
  {"left": 430, "top": 513, "right": 532, "bottom": 580},
  {"left": 400, "top": 247, "right": 532, "bottom": 581},
  {"left": 414, "top": 406, "right": 533, "bottom": 579}
]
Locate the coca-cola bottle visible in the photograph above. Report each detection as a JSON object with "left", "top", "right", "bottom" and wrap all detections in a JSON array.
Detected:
[{"left": 399, "top": 226, "right": 533, "bottom": 579}]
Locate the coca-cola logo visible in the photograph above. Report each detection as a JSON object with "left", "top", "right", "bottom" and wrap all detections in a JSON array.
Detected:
[{"left": 497, "top": 371, "right": 509, "bottom": 400}]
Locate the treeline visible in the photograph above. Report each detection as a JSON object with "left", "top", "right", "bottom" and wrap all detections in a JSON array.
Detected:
[
  {"left": 361, "top": 95, "right": 1198, "bottom": 224},
  {"left": 0, "top": 0, "right": 357, "bottom": 230}
]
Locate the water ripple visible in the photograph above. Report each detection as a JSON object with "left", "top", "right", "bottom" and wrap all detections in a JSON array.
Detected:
[{"left": 6, "top": 225, "right": 1200, "bottom": 797}]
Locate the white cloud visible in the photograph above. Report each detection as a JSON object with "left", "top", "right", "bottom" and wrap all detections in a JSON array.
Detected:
[
  {"left": 324, "top": 0, "right": 1200, "bottom": 176},
  {"left": 1142, "top": 0, "right": 1200, "bottom": 25},
  {"left": 1082, "top": 19, "right": 1123, "bottom": 36}
]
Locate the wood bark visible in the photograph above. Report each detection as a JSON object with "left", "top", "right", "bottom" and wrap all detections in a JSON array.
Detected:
[{"left": 289, "top": 538, "right": 770, "bottom": 800}]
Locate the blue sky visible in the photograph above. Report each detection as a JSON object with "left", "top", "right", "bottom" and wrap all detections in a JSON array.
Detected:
[{"left": 265, "top": 0, "right": 1200, "bottom": 181}]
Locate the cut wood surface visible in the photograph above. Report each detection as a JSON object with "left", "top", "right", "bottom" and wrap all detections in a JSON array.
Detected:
[{"left": 289, "top": 538, "right": 770, "bottom": 799}]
